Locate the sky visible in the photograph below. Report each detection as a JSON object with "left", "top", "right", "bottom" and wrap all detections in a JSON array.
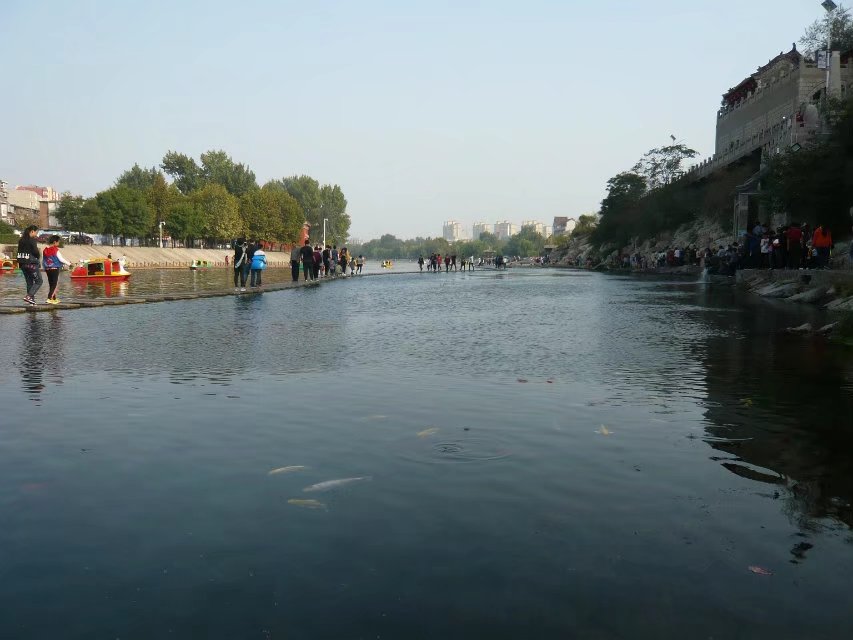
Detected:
[{"left": 2, "top": 0, "right": 824, "bottom": 240}]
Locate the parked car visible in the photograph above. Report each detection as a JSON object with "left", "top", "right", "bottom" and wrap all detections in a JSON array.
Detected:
[{"left": 68, "top": 234, "right": 94, "bottom": 245}]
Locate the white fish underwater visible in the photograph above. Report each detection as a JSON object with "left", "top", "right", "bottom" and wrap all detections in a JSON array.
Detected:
[
  {"left": 417, "top": 427, "right": 440, "bottom": 438},
  {"left": 303, "top": 477, "right": 371, "bottom": 493},
  {"left": 268, "top": 466, "right": 307, "bottom": 475},
  {"left": 287, "top": 499, "right": 327, "bottom": 510}
]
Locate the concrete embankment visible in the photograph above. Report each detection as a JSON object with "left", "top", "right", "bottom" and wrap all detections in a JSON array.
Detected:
[{"left": 1, "top": 245, "right": 292, "bottom": 269}]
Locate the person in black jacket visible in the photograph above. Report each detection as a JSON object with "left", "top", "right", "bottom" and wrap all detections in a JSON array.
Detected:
[
  {"left": 17, "top": 225, "right": 42, "bottom": 305},
  {"left": 232, "top": 239, "right": 249, "bottom": 291}
]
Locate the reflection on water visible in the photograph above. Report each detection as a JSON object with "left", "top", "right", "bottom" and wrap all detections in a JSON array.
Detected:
[
  {"left": 18, "top": 314, "right": 66, "bottom": 401},
  {"left": 0, "top": 270, "right": 851, "bottom": 639}
]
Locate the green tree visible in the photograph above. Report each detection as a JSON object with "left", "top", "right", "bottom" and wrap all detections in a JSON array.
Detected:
[
  {"left": 318, "top": 184, "right": 350, "bottom": 243},
  {"left": 191, "top": 183, "right": 243, "bottom": 243},
  {"left": 146, "top": 171, "right": 176, "bottom": 235},
  {"left": 166, "top": 200, "right": 205, "bottom": 247},
  {"left": 632, "top": 144, "right": 698, "bottom": 189},
  {"left": 504, "top": 226, "right": 546, "bottom": 257},
  {"left": 161, "top": 151, "right": 202, "bottom": 194},
  {"left": 573, "top": 214, "right": 599, "bottom": 236},
  {"left": 116, "top": 164, "right": 159, "bottom": 191},
  {"left": 280, "top": 175, "right": 321, "bottom": 228},
  {"left": 800, "top": 4, "right": 853, "bottom": 54},
  {"left": 200, "top": 149, "right": 258, "bottom": 196},
  {"left": 240, "top": 189, "right": 283, "bottom": 241},
  {"left": 96, "top": 186, "right": 153, "bottom": 244},
  {"left": 55, "top": 194, "right": 86, "bottom": 231}
]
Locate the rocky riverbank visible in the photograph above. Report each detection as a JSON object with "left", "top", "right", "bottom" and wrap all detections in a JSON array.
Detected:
[{"left": 737, "top": 269, "right": 853, "bottom": 311}]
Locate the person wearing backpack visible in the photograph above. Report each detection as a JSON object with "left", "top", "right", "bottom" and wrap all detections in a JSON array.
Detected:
[{"left": 250, "top": 241, "right": 267, "bottom": 287}]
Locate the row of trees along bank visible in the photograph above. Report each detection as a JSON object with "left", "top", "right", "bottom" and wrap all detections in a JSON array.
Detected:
[{"left": 54, "top": 150, "right": 350, "bottom": 248}]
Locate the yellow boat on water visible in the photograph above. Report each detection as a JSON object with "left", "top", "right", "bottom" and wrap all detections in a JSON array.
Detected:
[
  {"left": 381, "top": 260, "right": 394, "bottom": 269},
  {"left": 1, "top": 258, "right": 17, "bottom": 273}
]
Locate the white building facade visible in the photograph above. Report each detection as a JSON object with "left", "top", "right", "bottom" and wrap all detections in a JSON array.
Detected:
[
  {"left": 443, "top": 220, "right": 463, "bottom": 242},
  {"left": 494, "top": 221, "right": 517, "bottom": 241},
  {"left": 472, "top": 221, "right": 493, "bottom": 240}
]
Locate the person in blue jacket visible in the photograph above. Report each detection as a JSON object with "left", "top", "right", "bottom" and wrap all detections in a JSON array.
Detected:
[{"left": 250, "top": 241, "right": 267, "bottom": 287}]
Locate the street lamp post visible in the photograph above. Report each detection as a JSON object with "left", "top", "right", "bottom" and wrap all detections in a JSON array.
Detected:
[
  {"left": 823, "top": 0, "right": 837, "bottom": 98},
  {"left": 158, "top": 220, "right": 165, "bottom": 248},
  {"left": 323, "top": 218, "right": 328, "bottom": 248}
]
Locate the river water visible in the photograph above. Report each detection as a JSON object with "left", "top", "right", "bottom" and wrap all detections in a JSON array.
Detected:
[{"left": 1, "top": 269, "right": 851, "bottom": 639}]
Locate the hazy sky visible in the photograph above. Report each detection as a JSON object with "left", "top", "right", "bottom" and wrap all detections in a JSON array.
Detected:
[{"left": 3, "top": 0, "right": 822, "bottom": 239}]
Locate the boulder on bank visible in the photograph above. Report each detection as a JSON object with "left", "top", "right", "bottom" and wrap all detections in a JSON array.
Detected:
[
  {"left": 756, "top": 282, "right": 800, "bottom": 299},
  {"left": 786, "top": 287, "right": 828, "bottom": 304}
]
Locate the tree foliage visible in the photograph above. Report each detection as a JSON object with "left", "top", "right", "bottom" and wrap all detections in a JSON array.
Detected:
[
  {"left": 199, "top": 150, "right": 258, "bottom": 196},
  {"left": 191, "top": 183, "right": 243, "bottom": 242},
  {"left": 800, "top": 4, "right": 853, "bottom": 55},
  {"left": 161, "top": 151, "right": 202, "bottom": 195},
  {"left": 96, "top": 186, "right": 154, "bottom": 242},
  {"left": 632, "top": 144, "right": 698, "bottom": 189},
  {"left": 116, "top": 164, "right": 159, "bottom": 191},
  {"left": 762, "top": 98, "right": 853, "bottom": 232}
]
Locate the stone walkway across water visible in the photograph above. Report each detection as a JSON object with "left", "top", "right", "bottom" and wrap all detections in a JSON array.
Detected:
[{"left": 0, "top": 274, "right": 389, "bottom": 314}]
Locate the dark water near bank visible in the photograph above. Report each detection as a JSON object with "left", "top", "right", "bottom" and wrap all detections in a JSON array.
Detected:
[{"left": 1, "top": 270, "right": 851, "bottom": 639}]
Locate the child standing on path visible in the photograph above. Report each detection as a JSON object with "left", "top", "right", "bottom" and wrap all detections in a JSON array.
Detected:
[
  {"left": 250, "top": 242, "right": 267, "bottom": 287},
  {"left": 42, "top": 235, "right": 72, "bottom": 304},
  {"left": 16, "top": 225, "right": 42, "bottom": 305}
]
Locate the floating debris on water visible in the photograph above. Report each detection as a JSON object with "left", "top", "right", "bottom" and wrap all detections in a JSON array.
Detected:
[
  {"left": 303, "top": 477, "right": 371, "bottom": 493},
  {"left": 740, "top": 398, "right": 753, "bottom": 408},
  {"left": 597, "top": 425, "right": 612, "bottom": 436},
  {"left": 287, "top": 499, "right": 327, "bottom": 510},
  {"left": 268, "top": 465, "right": 307, "bottom": 475},
  {"left": 748, "top": 565, "right": 773, "bottom": 576},
  {"left": 517, "top": 378, "right": 529, "bottom": 383},
  {"left": 417, "top": 427, "right": 440, "bottom": 438}
]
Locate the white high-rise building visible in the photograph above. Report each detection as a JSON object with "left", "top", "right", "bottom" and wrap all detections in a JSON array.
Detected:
[
  {"left": 494, "top": 221, "right": 517, "bottom": 241},
  {"left": 443, "top": 220, "right": 463, "bottom": 242},
  {"left": 472, "top": 221, "right": 493, "bottom": 240}
]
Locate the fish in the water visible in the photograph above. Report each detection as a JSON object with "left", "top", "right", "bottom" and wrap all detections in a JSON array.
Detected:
[
  {"left": 287, "top": 499, "right": 327, "bottom": 510},
  {"left": 268, "top": 465, "right": 307, "bottom": 475},
  {"left": 303, "top": 477, "right": 371, "bottom": 493},
  {"left": 417, "top": 427, "right": 439, "bottom": 437},
  {"left": 597, "top": 425, "right": 612, "bottom": 436}
]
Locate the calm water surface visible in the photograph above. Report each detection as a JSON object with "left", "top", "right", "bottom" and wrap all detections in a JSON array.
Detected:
[{"left": 1, "top": 270, "right": 851, "bottom": 639}]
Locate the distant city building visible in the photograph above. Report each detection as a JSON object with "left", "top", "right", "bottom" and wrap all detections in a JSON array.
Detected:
[
  {"left": 472, "top": 221, "right": 493, "bottom": 240},
  {"left": 494, "top": 221, "right": 517, "bottom": 241},
  {"left": 443, "top": 220, "right": 463, "bottom": 242},
  {"left": 16, "top": 184, "right": 58, "bottom": 201},
  {"left": 552, "top": 217, "right": 577, "bottom": 236},
  {"left": 0, "top": 179, "right": 8, "bottom": 223}
]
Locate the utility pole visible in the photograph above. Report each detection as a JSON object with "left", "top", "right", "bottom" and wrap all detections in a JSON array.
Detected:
[
  {"left": 323, "top": 218, "right": 328, "bottom": 248},
  {"left": 823, "top": 1, "right": 837, "bottom": 98}
]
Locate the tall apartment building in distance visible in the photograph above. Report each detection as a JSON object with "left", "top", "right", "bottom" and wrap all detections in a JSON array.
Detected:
[
  {"left": 443, "top": 220, "right": 463, "bottom": 242},
  {"left": 552, "top": 217, "right": 577, "bottom": 236},
  {"left": 472, "top": 221, "right": 492, "bottom": 240},
  {"left": 494, "top": 221, "right": 517, "bottom": 241}
]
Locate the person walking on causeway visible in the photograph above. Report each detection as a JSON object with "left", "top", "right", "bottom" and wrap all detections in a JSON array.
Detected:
[
  {"left": 233, "top": 239, "right": 250, "bottom": 291},
  {"left": 17, "top": 225, "right": 42, "bottom": 306},
  {"left": 42, "top": 235, "right": 72, "bottom": 304},
  {"left": 300, "top": 239, "right": 315, "bottom": 281}
]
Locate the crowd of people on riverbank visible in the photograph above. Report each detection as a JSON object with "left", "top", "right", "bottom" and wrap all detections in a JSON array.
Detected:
[
  {"left": 596, "top": 220, "right": 844, "bottom": 275},
  {"left": 285, "top": 241, "right": 364, "bottom": 283}
]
